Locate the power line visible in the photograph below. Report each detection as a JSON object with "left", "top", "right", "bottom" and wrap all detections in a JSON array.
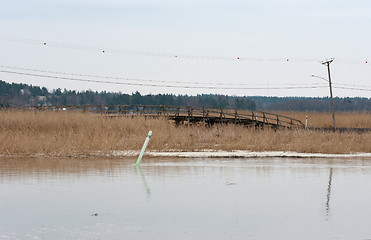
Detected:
[
  {"left": 0, "top": 65, "right": 324, "bottom": 87},
  {"left": 2, "top": 34, "right": 368, "bottom": 64},
  {"left": 0, "top": 69, "right": 329, "bottom": 90},
  {"left": 0, "top": 35, "right": 298, "bottom": 61},
  {"left": 333, "top": 83, "right": 371, "bottom": 89},
  {"left": 310, "top": 74, "right": 371, "bottom": 91},
  {"left": 333, "top": 86, "right": 371, "bottom": 92},
  {"left": 1, "top": 65, "right": 370, "bottom": 93}
]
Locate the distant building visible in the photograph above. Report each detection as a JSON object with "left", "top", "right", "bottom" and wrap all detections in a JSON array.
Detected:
[
  {"left": 37, "top": 96, "right": 47, "bottom": 102},
  {"left": 20, "top": 89, "right": 31, "bottom": 95}
]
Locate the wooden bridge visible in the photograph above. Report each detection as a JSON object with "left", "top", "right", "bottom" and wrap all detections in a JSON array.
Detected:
[{"left": 10, "top": 105, "right": 305, "bottom": 129}]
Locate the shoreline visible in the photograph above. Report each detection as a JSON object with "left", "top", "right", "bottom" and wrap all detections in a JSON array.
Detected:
[
  {"left": 110, "top": 150, "right": 371, "bottom": 159},
  {"left": 2, "top": 150, "right": 371, "bottom": 159}
]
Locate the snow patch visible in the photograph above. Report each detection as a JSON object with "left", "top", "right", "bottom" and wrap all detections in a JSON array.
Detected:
[{"left": 110, "top": 150, "right": 371, "bottom": 158}]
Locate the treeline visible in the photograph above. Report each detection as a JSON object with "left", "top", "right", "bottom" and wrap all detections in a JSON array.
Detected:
[
  {"left": 250, "top": 96, "right": 371, "bottom": 111},
  {"left": 1, "top": 80, "right": 370, "bottom": 111},
  {"left": 0, "top": 81, "right": 257, "bottom": 110}
]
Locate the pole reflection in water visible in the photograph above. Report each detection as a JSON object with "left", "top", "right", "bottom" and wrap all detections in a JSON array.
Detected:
[
  {"left": 136, "top": 164, "right": 151, "bottom": 198},
  {"left": 326, "top": 167, "right": 333, "bottom": 217}
]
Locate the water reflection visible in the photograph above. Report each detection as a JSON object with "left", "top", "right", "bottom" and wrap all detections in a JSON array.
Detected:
[
  {"left": 326, "top": 168, "right": 333, "bottom": 217},
  {"left": 1, "top": 157, "right": 370, "bottom": 179},
  {"left": 136, "top": 164, "right": 151, "bottom": 198},
  {"left": 1, "top": 157, "right": 371, "bottom": 240},
  {"left": 0, "top": 157, "right": 136, "bottom": 180}
]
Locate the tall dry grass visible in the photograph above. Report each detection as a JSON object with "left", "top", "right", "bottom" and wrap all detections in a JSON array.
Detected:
[
  {"left": 0, "top": 111, "right": 370, "bottom": 157},
  {"left": 273, "top": 111, "right": 371, "bottom": 128}
]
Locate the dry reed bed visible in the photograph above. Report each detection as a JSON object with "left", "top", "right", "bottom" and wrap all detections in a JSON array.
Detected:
[
  {"left": 0, "top": 111, "right": 370, "bottom": 157},
  {"left": 272, "top": 111, "right": 371, "bottom": 128}
]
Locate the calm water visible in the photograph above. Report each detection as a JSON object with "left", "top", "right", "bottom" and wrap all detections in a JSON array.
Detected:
[{"left": 1, "top": 157, "right": 371, "bottom": 240}]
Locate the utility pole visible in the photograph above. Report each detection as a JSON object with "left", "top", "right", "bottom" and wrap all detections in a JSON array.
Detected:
[{"left": 322, "top": 58, "right": 336, "bottom": 131}]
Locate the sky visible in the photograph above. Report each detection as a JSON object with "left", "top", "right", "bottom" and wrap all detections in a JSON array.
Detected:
[{"left": 0, "top": 0, "right": 370, "bottom": 97}]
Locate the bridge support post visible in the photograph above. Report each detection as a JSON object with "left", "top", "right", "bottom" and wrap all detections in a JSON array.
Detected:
[
  {"left": 220, "top": 109, "right": 224, "bottom": 125},
  {"left": 202, "top": 108, "right": 205, "bottom": 122},
  {"left": 187, "top": 107, "right": 191, "bottom": 127}
]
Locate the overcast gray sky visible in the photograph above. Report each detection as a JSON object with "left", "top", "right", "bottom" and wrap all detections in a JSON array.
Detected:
[{"left": 0, "top": 0, "right": 370, "bottom": 97}]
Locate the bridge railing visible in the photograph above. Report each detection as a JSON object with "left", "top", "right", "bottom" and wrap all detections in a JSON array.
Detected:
[
  {"left": 153, "top": 106, "right": 304, "bottom": 129},
  {"left": 232, "top": 111, "right": 305, "bottom": 129}
]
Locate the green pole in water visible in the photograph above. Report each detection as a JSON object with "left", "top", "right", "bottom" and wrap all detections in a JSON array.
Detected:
[{"left": 136, "top": 131, "right": 152, "bottom": 165}]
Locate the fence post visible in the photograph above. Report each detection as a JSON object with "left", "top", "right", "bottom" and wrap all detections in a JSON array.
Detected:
[
  {"left": 235, "top": 110, "right": 238, "bottom": 123},
  {"left": 305, "top": 116, "right": 308, "bottom": 130},
  {"left": 206, "top": 110, "right": 210, "bottom": 126},
  {"left": 187, "top": 106, "right": 191, "bottom": 126},
  {"left": 276, "top": 115, "right": 279, "bottom": 128},
  {"left": 220, "top": 109, "right": 223, "bottom": 125}
]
